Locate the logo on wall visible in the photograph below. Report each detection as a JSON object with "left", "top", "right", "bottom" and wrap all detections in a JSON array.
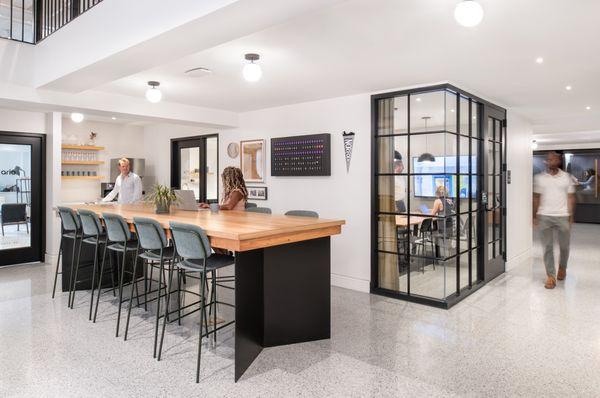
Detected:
[{"left": 342, "top": 131, "right": 355, "bottom": 172}]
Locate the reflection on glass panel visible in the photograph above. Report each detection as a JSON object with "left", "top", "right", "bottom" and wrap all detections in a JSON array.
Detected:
[
  {"left": 23, "top": 0, "right": 34, "bottom": 43},
  {"left": 0, "top": 143, "right": 32, "bottom": 251},
  {"left": 459, "top": 136, "right": 470, "bottom": 169},
  {"left": 376, "top": 98, "right": 395, "bottom": 136},
  {"left": 411, "top": 133, "right": 457, "bottom": 174},
  {"left": 487, "top": 210, "right": 494, "bottom": 243},
  {"left": 377, "top": 136, "right": 408, "bottom": 174},
  {"left": 206, "top": 137, "right": 218, "bottom": 201},
  {"left": 11, "top": 1, "right": 22, "bottom": 41},
  {"left": 488, "top": 242, "right": 494, "bottom": 260},
  {"left": 410, "top": 91, "right": 445, "bottom": 133},
  {"left": 493, "top": 207, "right": 502, "bottom": 242},
  {"left": 394, "top": 96, "right": 408, "bottom": 135},
  {"left": 377, "top": 214, "right": 401, "bottom": 253},
  {"left": 445, "top": 91, "right": 458, "bottom": 133},
  {"left": 495, "top": 120, "right": 502, "bottom": 142},
  {"left": 471, "top": 138, "right": 480, "bottom": 175},
  {"left": 471, "top": 248, "right": 479, "bottom": 284},
  {"left": 470, "top": 211, "right": 478, "bottom": 249},
  {"left": 472, "top": 103, "right": 481, "bottom": 138},
  {"left": 487, "top": 118, "right": 494, "bottom": 142},
  {"left": 410, "top": 251, "right": 447, "bottom": 299},
  {"left": 378, "top": 251, "right": 407, "bottom": 293},
  {"left": 378, "top": 176, "right": 408, "bottom": 213},
  {"left": 459, "top": 96, "right": 470, "bottom": 135},
  {"left": 494, "top": 143, "right": 501, "bottom": 174},
  {"left": 494, "top": 174, "right": 501, "bottom": 206},
  {"left": 180, "top": 147, "right": 200, "bottom": 200},
  {"left": 459, "top": 253, "right": 470, "bottom": 290},
  {"left": 487, "top": 141, "right": 494, "bottom": 175}
]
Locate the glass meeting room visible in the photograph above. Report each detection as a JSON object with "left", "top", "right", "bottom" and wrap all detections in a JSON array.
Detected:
[{"left": 372, "top": 85, "right": 485, "bottom": 308}]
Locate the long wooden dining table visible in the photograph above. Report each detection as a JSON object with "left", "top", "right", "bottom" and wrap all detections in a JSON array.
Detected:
[{"left": 64, "top": 203, "right": 345, "bottom": 381}]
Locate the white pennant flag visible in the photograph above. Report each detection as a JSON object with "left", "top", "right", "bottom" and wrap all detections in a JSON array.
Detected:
[{"left": 342, "top": 131, "right": 355, "bottom": 172}]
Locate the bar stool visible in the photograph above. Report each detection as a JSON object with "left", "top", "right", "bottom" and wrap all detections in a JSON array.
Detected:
[
  {"left": 284, "top": 210, "right": 319, "bottom": 218},
  {"left": 158, "top": 221, "right": 235, "bottom": 383},
  {"left": 74, "top": 209, "right": 111, "bottom": 320},
  {"left": 246, "top": 206, "right": 271, "bottom": 214},
  {"left": 124, "top": 217, "right": 175, "bottom": 358},
  {"left": 97, "top": 212, "right": 139, "bottom": 337},
  {"left": 52, "top": 207, "right": 82, "bottom": 303}
]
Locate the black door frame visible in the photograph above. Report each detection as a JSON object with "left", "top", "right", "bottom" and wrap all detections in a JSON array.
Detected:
[
  {"left": 370, "top": 83, "right": 507, "bottom": 308},
  {"left": 170, "top": 134, "right": 219, "bottom": 203},
  {"left": 0, "top": 131, "right": 46, "bottom": 266}
]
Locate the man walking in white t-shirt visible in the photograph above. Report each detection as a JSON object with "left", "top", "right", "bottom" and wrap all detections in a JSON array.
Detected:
[{"left": 533, "top": 151, "right": 576, "bottom": 289}]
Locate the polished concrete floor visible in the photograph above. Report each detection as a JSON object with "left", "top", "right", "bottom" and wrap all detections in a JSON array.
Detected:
[{"left": 1, "top": 224, "right": 600, "bottom": 397}]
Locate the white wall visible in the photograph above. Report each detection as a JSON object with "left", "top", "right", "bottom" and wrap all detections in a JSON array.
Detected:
[
  {"left": 0, "top": 108, "right": 45, "bottom": 133},
  {"left": 506, "top": 111, "right": 533, "bottom": 270},
  {"left": 221, "top": 94, "right": 372, "bottom": 291},
  {"left": 61, "top": 119, "right": 146, "bottom": 203}
]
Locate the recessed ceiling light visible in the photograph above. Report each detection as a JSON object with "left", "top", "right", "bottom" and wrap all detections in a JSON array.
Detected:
[
  {"left": 454, "top": 1, "right": 484, "bottom": 28},
  {"left": 450, "top": 109, "right": 455, "bottom": 113},
  {"left": 111, "top": 117, "right": 117, "bottom": 120},
  {"left": 472, "top": 116, "right": 477, "bottom": 120},
  {"left": 71, "top": 113, "right": 84, "bottom": 123},
  {"left": 565, "top": 85, "right": 572, "bottom": 91},
  {"left": 586, "top": 106, "right": 591, "bottom": 110},
  {"left": 184, "top": 67, "right": 212, "bottom": 77},
  {"left": 415, "top": 97, "right": 422, "bottom": 102},
  {"left": 535, "top": 57, "right": 544, "bottom": 64}
]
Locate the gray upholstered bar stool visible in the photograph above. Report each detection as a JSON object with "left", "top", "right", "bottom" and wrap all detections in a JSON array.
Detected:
[
  {"left": 246, "top": 206, "right": 271, "bottom": 214},
  {"left": 52, "top": 207, "right": 82, "bottom": 303},
  {"left": 72, "top": 209, "right": 110, "bottom": 319},
  {"left": 96, "top": 212, "right": 139, "bottom": 337},
  {"left": 124, "top": 217, "right": 175, "bottom": 357},
  {"left": 285, "top": 210, "right": 319, "bottom": 218},
  {"left": 158, "top": 221, "right": 235, "bottom": 383}
]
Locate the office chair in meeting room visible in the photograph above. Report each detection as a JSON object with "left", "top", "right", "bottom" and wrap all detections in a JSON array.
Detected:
[
  {"left": 245, "top": 202, "right": 258, "bottom": 209},
  {"left": 246, "top": 206, "right": 272, "bottom": 214}
]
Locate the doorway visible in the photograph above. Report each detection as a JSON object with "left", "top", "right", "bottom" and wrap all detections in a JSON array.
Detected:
[
  {"left": 0, "top": 131, "right": 45, "bottom": 266},
  {"left": 171, "top": 135, "right": 219, "bottom": 203},
  {"left": 371, "top": 84, "right": 506, "bottom": 308}
]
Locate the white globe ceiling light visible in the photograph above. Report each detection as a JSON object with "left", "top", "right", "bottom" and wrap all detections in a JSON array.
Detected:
[
  {"left": 243, "top": 53, "right": 262, "bottom": 82},
  {"left": 145, "top": 81, "right": 162, "bottom": 103},
  {"left": 454, "top": 0, "right": 484, "bottom": 27},
  {"left": 71, "top": 112, "right": 84, "bottom": 123}
]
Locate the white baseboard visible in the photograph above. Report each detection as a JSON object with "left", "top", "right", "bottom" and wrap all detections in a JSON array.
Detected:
[
  {"left": 506, "top": 248, "right": 532, "bottom": 271},
  {"left": 331, "top": 273, "right": 370, "bottom": 293},
  {"left": 44, "top": 253, "right": 59, "bottom": 265}
]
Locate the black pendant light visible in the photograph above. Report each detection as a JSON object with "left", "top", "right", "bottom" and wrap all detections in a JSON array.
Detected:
[{"left": 418, "top": 116, "right": 436, "bottom": 163}]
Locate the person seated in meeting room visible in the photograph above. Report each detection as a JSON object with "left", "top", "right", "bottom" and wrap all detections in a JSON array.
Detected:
[
  {"left": 431, "top": 185, "right": 456, "bottom": 236},
  {"left": 199, "top": 166, "right": 248, "bottom": 210},
  {"left": 578, "top": 168, "right": 596, "bottom": 191},
  {"left": 102, "top": 158, "right": 143, "bottom": 204}
]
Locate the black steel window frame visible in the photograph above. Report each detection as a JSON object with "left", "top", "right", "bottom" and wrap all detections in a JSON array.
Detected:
[
  {"left": 370, "top": 83, "right": 507, "bottom": 309},
  {"left": 170, "top": 134, "right": 219, "bottom": 204}
]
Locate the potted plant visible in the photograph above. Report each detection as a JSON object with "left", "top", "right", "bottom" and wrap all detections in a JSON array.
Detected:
[{"left": 146, "top": 184, "right": 178, "bottom": 214}]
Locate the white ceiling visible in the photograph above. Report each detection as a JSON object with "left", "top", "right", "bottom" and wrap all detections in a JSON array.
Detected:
[{"left": 92, "top": 0, "right": 600, "bottom": 133}]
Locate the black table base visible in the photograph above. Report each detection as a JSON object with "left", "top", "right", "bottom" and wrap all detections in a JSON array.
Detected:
[{"left": 234, "top": 237, "right": 331, "bottom": 381}]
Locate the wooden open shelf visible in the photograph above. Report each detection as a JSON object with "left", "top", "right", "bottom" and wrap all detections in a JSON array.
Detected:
[
  {"left": 61, "top": 175, "right": 104, "bottom": 180},
  {"left": 61, "top": 144, "right": 105, "bottom": 151},
  {"left": 61, "top": 160, "right": 104, "bottom": 165}
]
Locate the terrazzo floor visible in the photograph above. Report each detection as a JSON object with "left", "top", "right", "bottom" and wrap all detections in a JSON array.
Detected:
[{"left": 1, "top": 223, "right": 600, "bottom": 397}]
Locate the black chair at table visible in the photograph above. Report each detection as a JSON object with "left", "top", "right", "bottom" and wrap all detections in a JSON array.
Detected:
[
  {"left": 284, "top": 210, "right": 319, "bottom": 218},
  {"left": 246, "top": 206, "right": 271, "bottom": 214},
  {"left": 1, "top": 203, "right": 29, "bottom": 236},
  {"left": 244, "top": 202, "right": 257, "bottom": 209},
  {"left": 158, "top": 221, "right": 235, "bottom": 383},
  {"left": 96, "top": 212, "right": 139, "bottom": 337},
  {"left": 52, "top": 207, "right": 82, "bottom": 302}
]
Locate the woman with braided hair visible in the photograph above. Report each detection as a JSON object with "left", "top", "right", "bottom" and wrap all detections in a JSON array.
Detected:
[{"left": 199, "top": 166, "right": 248, "bottom": 210}]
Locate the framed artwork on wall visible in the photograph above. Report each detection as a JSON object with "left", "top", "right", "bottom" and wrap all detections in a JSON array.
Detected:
[
  {"left": 247, "top": 186, "right": 268, "bottom": 200},
  {"left": 240, "top": 139, "right": 266, "bottom": 182}
]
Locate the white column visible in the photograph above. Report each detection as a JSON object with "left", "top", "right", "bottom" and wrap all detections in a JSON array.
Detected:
[{"left": 45, "top": 112, "right": 62, "bottom": 262}]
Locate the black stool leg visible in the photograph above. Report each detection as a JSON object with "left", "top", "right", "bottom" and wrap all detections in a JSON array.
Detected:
[
  {"left": 70, "top": 236, "right": 84, "bottom": 309},
  {"left": 88, "top": 240, "right": 100, "bottom": 320},
  {"left": 197, "top": 269, "right": 208, "bottom": 383},
  {"left": 157, "top": 263, "right": 174, "bottom": 361},
  {"left": 124, "top": 251, "right": 140, "bottom": 341},
  {"left": 212, "top": 270, "right": 217, "bottom": 343},
  {"left": 153, "top": 254, "right": 165, "bottom": 358},
  {"left": 51, "top": 238, "right": 63, "bottom": 299},
  {"left": 115, "top": 248, "right": 127, "bottom": 338},
  {"left": 67, "top": 235, "right": 79, "bottom": 308},
  {"left": 93, "top": 242, "right": 109, "bottom": 323},
  {"left": 143, "top": 258, "right": 148, "bottom": 311}
]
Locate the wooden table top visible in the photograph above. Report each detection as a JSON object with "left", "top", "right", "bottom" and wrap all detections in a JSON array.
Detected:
[
  {"left": 396, "top": 215, "right": 429, "bottom": 227},
  {"left": 65, "top": 203, "right": 345, "bottom": 252}
]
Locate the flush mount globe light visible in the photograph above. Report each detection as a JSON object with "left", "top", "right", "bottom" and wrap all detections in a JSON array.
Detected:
[
  {"left": 145, "top": 81, "right": 162, "bottom": 103},
  {"left": 531, "top": 140, "right": 538, "bottom": 150},
  {"left": 454, "top": 0, "right": 484, "bottom": 27},
  {"left": 71, "top": 112, "right": 84, "bottom": 123},
  {"left": 243, "top": 53, "right": 262, "bottom": 82}
]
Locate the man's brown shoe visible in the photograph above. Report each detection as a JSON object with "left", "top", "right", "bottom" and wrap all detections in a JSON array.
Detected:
[
  {"left": 557, "top": 267, "right": 567, "bottom": 281},
  {"left": 544, "top": 276, "right": 556, "bottom": 289}
]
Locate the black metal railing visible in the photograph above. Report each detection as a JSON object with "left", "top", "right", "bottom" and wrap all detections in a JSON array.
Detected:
[{"left": 0, "top": 0, "right": 102, "bottom": 44}]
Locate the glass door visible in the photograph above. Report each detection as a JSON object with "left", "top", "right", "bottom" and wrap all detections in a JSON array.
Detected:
[
  {"left": 483, "top": 107, "right": 507, "bottom": 280},
  {"left": 0, "top": 132, "right": 45, "bottom": 266},
  {"left": 171, "top": 135, "right": 219, "bottom": 203}
]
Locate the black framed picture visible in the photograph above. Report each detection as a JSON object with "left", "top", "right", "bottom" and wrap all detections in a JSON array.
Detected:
[{"left": 247, "top": 186, "right": 268, "bottom": 200}]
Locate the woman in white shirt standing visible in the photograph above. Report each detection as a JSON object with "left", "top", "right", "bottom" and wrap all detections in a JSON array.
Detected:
[{"left": 102, "top": 158, "right": 143, "bottom": 204}]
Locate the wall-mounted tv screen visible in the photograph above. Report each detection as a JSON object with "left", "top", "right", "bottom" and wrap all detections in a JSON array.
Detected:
[{"left": 412, "top": 156, "right": 478, "bottom": 198}]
